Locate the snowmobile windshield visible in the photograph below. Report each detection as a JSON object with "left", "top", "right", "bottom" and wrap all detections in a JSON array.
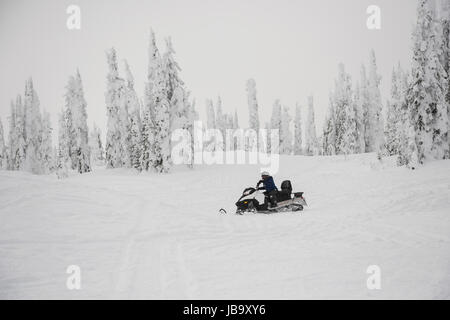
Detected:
[{"left": 243, "top": 187, "right": 255, "bottom": 196}]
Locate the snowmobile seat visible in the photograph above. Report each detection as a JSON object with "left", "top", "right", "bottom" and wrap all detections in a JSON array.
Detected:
[
  {"left": 277, "top": 180, "right": 292, "bottom": 202},
  {"left": 281, "top": 180, "right": 292, "bottom": 193}
]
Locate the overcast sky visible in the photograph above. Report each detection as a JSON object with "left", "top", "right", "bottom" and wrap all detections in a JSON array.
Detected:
[{"left": 0, "top": 0, "right": 417, "bottom": 141}]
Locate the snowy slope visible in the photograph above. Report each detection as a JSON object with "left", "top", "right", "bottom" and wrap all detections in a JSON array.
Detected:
[{"left": 0, "top": 153, "right": 449, "bottom": 299}]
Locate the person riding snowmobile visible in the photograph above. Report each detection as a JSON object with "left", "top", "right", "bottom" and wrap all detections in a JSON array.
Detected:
[{"left": 256, "top": 172, "right": 278, "bottom": 208}]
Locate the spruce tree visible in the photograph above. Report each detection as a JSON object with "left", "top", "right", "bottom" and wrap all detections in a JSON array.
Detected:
[
  {"left": 246, "top": 79, "right": 260, "bottom": 150},
  {"left": 270, "top": 99, "right": 282, "bottom": 154},
  {"left": 359, "top": 65, "right": 371, "bottom": 152},
  {"left": 407, "top": 0, "right": 449, "bottom": 164},
  {"left": 124, "top": 60, "right": 143, "bottom": 171},
  {"left": 280, "top": 105, "right": 292, "bottom": 155},
  {"left": 7, "top": 100, "right": 17, "bottom": 170},
  {"left": 56, "top": 110, "right": 70, "bottom": 179},
  {"left": 164, "top": 36, "right": 194, "bottom": 167},
  {"left": 353, "top": 83, "right": 366, "bottom": 153},
  {"left": 206, "top": 99, "right": 216, "bottom": 130},
  {"left": 141, "top": 30, "right": 160, "bottom": 171},
  {"left": 233, "top": 110, "right": 239, "bottom": 129},
  {"left": 105, "top": 48, "right": 124, "bottom": 169},
  {"left": 322, "top": 94, "right": 336, "bottom": 155},
  {"left": 334, "top": 64, "right": 356, "bottom": 155},
  {"left": 442, "top": 1, "right": 450, "bottom": 155},
  {"left": 367, "top": 50, "right": 385, "bottom": 156},
  {"left": 14, "top": 95, "right": 26, "bottom": 170},
  {"left": 293, "top": 103, "right": 303, "bottom": 155},
  {"left": 41, "top": 111, "right": 53, "bottom": 173},
  {"left": 0, "top": 117, "right": 7, "bottom": 169},
  {"left": 65, "top": 70, "right": 91, "bottom": 173},
  {"left": 385, "top": 67, "right": 402, "bottom": 156},
  {"left": 23, "top": 78, "right": 43, "bottom": 174},
  {"left": 89, "top": 124, "right": 105, "bottom": 166},
  {"left": 247, "top": 79, "right": 259, "bottom": 132},
  {"left": 305, "top": 96, "right": 319, "bottom": 156},
  {"left": 150, "top": 38, "right": 172, "bottom": 173}
]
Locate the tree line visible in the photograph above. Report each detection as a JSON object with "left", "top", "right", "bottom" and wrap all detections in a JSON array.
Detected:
[{"left": 0, "top": 0, "right": 448, "bottom": 175}]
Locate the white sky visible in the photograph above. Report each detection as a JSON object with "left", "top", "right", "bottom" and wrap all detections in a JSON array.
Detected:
[{"left": 0, "top": 0, "right": 417, "bottom": 141}]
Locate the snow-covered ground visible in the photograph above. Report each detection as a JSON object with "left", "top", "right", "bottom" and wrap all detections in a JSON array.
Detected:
[{"left": 0, "top": 153, "right": 449, "bottom": 299}]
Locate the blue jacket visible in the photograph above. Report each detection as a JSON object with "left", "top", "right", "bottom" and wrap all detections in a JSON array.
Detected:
[{"left": 257, "top": 176, "right": 277, "bottom": 192}]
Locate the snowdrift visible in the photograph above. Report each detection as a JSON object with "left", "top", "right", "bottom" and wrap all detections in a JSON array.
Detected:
[{"left": 0, "top": 153, "right": 449, "bottom": 299}]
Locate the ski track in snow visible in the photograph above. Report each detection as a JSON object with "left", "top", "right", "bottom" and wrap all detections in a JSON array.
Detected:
[{"left": 0, "top": 154, "right": 450, "bottom": 299}]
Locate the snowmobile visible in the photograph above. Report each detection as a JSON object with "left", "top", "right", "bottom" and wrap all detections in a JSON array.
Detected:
[{"left": 220, "top": 180, "right": 307, "bottom": 215}]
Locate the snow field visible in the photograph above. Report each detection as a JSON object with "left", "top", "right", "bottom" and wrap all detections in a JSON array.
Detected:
[{"left": 0, "top": 153, "right": 449, "bottom": 299}]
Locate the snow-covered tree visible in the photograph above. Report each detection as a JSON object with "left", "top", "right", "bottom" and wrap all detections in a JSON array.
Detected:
[
  {"left": 141, "top": 84, "right": 155, "bottom": 171},
  {"left": 334, "top": 64, "right": 356, "bottom": 155},
  {"left": 12, "top": 95, "right": 26, "bottom": 170},
  {"left": 353, "top": 83, "right": 366, "bottom": 153},
  {"left": 270, "top": 100, "right": 282, "bottom": 132},
  {"left": 367, "top": 50, "right": 385, "bottom": 156},
  {"left": 226, "top": 114, "right": 234, "bottom": 129},
  {"left": 406, "top": 0, "right": 449, "bottom": 164},
  {"left": 163, "top": 37, "right": 183, "bottom": 103},
  {"left": 124, "top": 60, "right": 143, "bottom": 170},
  {"left": 439, "top": 0, "right": 450, "bottom": 154},
  {"left": 263, "top": 122, "right": 271, "bottom": 153},
  {"left": 7, "top": 100, "right": 17, "bottom": 170},
  {"left": 204, "top": 98, "right": 218, "bottom": 152},
  {"left": 141, "top": 30, "right": 160, "bottom": 171},
  {"left": 215, "top": 96, "right": 226, "bottom": 140},
  {"left": 6, "top": 80, "right": 51, "bottom": 174},
  {"left": 105, "top": 48, "right": 120, "bottom": 168},
  {"left": 385, "top": 65, "right": 405, "bottom": 156},
  {"left": 280, "top": 105, "right": 292, "bottom": 155},
  {"left": 140, "top": 30, "right": 173, "bottom": 173},
  {"left": 0, "top": 117, "right": 7, "bottom": 169},
  {"left": 65, "top": 70, "right": 91, "bottom": 173},
  {"left": 433, "top": 0, "right": 450, "bottom": 159},
  {"left": 293, "top": 103, "right": 303, "bottom": 155},
  {"left": 359, "top": 65, "right": 371, "bottom": 153},
  {"left": 164, "top": 36, "right": 196, "bottom": 167},
  {"left": 151, "top": 52, "right": 171, "bottom": 173},
  {"left": 316, "top": 135, "right": 324, "bottom": 156},
  {"left": 56, "top": 110, "right": 70, "bottom": 179},
  {"left": 118, "top": 81, "right": 131, "bottom": 169},
  {"left": 89, "top": 123, "right": 104, "bottom": 166},
  {"left": 305, "top": 96, "right": 319, "bottom": 156},
  {"left": 211, "top": 96, "right": 236, "bottom": 151},
  {"left": 270, "top": 99, "right": 282, "bottom": 154},
  {"left": 398, "top": 112, "right": 419, "bottom": 170},
  {"left": 171, "top": 86, "right": 195, "bottom": 165},
  {"left": 23, "top": 78, "right": 43, "bottom": 174},
  {"left": 233, "top": 110, "right": 239, "bottom": 129},
  {"left": 105, "top": 48, "right": 127, "bottom": 169},
  {"left": 246, "top": 79, "right": 259, "bottom": 150},
  {"left": 323, "top": 94, "right": 336, "bottom": 155},
  {"left": 206, "top": 99, "right": 216, "bottom": 129},
  {"left": 230, "top": 110, "right": 239, "bottom": 150},
  {"left": 247, "top": 79, "right": 260, "bottom": 132},
  {"left": 40, "top": 111, "right": 53, "bottom": 173},
  {"left": 395, "top": 65, "right": 412, "bottom": 166},
  {"left": 187, "top": 97, "right": 199, "bottom": 166},
  {"left": 153, "top": 91, "right": 171, "bottom": 172}
]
